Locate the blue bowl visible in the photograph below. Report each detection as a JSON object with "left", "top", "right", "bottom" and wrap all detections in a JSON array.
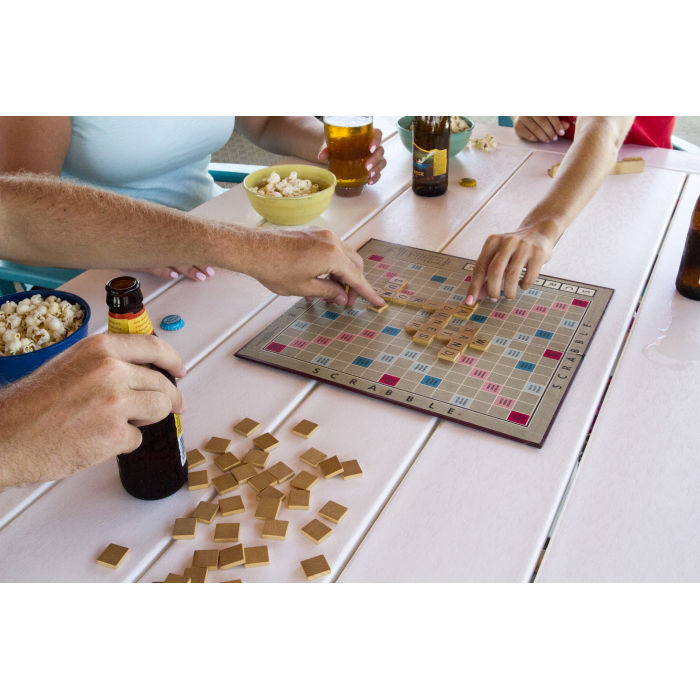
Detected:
[{"left": 0, "top": 290, "right": 91, "bottom": 384}]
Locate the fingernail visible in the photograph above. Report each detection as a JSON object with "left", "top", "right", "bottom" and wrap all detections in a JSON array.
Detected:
[
  {"left": 366, "top": 162, "right": 373, "bottom": 171},
  {"left": 466, "top": 295, "right": 474, "bottom": 305},
  {"left": 552, "top": 135, "right": 558, "bottom": 141},
  {"left": 559, "top": 129, "right": 565, "bottom": 135},
  {"left": 196, "top": 272, "right": 206, "bottom": 281},
  {"left": 370, "top": 144, "right": 377, "bottom": 154},
  {"left": 169, "top": 270, "right": 178, "bottom": 279},
  {"left": 490, "top": 297, "right": 499, "bottom": 302},
  {"left": 205, "top": 266, "right": 215, "bottom": 276},
  {"left": 334, "top": 293, "right": 347, "bottom": 306}
]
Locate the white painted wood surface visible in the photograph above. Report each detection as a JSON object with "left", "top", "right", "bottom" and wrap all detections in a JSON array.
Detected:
[{"left": 536, "top": 175, "right": 700, "bottom": 582}]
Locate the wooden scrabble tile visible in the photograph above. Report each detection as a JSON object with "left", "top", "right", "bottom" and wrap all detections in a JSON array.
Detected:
[
  {"left": 187, "top": 469, "right": 209, "bottom": 490},
  {"left": 291, "top": 419, "right": 319, "bottom": 438},
  {"left": 470, "top": 335, "right": 492, "bottom": 351},
  {"left": 184, "top": 566, "right": 207, "bottom": 583},
  {"left": 221, "top": 579, "right": 242, "bottom": 583},
  {"left": 233, "top": 417, "right": 260, "bottom": 437},
  {"left": 243, "top": 545, "right": 270, "bottom": 568},
  {"left": 231, "top": 463, "right": 257, "bottom": 484},
  {"left": 389, "top": 276, "right": 408, "bottom": 289},
  {"left": 213, "top": 522, "right": 240, "bottom": 542},
  {"left": 211, "top": 472, "right": 238, "bottom": 495},
  {"left": 172, "top": 517, "right": 197, "bottom": 540},
  {"left": 214, "top": 452, "right": 241, "bottom": 472},
  {"left": 218, "top": 494, "right": 245, "bottom": 516},
  {"left": 192, "top": 500, "right": 219, "bottom": 524},
  {"left": 248, "top": 470, "right": 277, "bottom": 494},
  {"left": 257, "top": 485, "right": 286, "bottom": 502},
  {"left": 435, "top": 328, "right": 454, "bottom": 343},
  {"left": 300, "top": 447, "right": 327, "bottom": 468},
  {"left": 96, "top": 543, "right": 129, "bottom": 569},
  {"left": 300, "top": 554, "right": 331, "bottom": 581},
  {"left": 367, "top": 303, "right": 388, "bottom": 313},
  {"left": 432, "top": 311, "right": 452, "bottom": 323},
  {"left": 290, "top": 470, "right": 319, "bottom": 491},
  {"left": 301, "top": 519, "right": 332, "bottom": 545},
  {"left": 287, "top": 488, "right": 311, "bottom": 510},
  {"left": 192, "top": 549, "right": 219, "bottom": 570},
  {"left": 219, "top": 544, "right": 245, "bottom": 570},
  {"left": 446, "top": 339, "right": 468, "bottom": 352},
  {"left": 438, "top": 303, "right": 459, "bottom": 314},
  {"left": 164, "top": 573, "right": 190, "bottom": 583},
  {"left": 453, "top": 328, "right": 478, "bottom": 345},
  {"left": 204, "top": 436, "right": 231, "bottom": 454},
  {"left": 390, "top": 293, "right": 407, "bottom": 306},
  {"left": 612, "top": 156, "right": 645, "bottom": 174},
  {"left": 383, "top": 282, "right": 401, "bottom": 292},
  {"left": 341, "top": 459, "right": 363, "bottom": 480},
  {"left": 318, "top": 455, "right": 343, "bottom": 479},
  {"left": 412, "top": 331, "right": 434, "bottom": 346},
  {"left": 255, "top": 496, "right": 282, "bottom": 520},
  {"left": 261, "top": 519, "right": 289, "bottom": 540},
  {"left": 421, "top": 300, "right": 440, "bottom": 312},
  {"left": 438, "top": 346, "right": 461, "bottom": 363},
  {"left": 404, "top": 319, "right": 424, "bottom": 335},
  {"left": 268, "top": 461, "right": 295, "bottom": 483},
  {"left": 253, "top": 432, "right": 280, "bottom": 452},
  {"left": 243, "top": 448, "right": 269, "bottom": 468},
  {"left": 186, "top": 448, "right": 206, "bottom": 470},
  {"left": 424, "top": 323, "right": 444, "bottom": 335},
  {"left": 406, "top": 296, "right": 427, "bottom": 309},
  {"left": 318, "top": 500, "right": 348, "bottom": 524}
]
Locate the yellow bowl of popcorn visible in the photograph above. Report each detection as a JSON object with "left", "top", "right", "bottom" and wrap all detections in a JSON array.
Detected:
[
  {"left": 0, "top": 290, "right": 91, "bottom": 384},
  {"left": 243, "top": 164, "right": 336, "bottom": 226}
]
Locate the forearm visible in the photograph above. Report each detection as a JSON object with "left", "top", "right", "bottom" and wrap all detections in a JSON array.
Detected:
[
  {"left": 521, "top": 116, "right": 635, "bottom": 240},
  {"left": 236, "top": 116, "right": 325, "bottom": 163}
]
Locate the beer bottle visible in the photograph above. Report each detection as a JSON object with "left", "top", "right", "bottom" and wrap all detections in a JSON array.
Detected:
[
  {"left": 106, "top": 276, "right": 187, "bottom": 500},
  {"left": 675, "top": 194, "right": 700, "bottom": 300},
  {"left": 412, "top": 116, "right": 450, "bottom": 197}
]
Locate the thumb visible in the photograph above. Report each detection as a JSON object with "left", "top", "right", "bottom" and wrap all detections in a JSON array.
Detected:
[{"left": 317, "top": 146, "right": 329, "bottom": 163}]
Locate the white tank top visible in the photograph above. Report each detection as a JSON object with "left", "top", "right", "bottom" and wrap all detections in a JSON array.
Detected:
[{"left": 61, "top": 116, "right": 235, "bottom": 211}]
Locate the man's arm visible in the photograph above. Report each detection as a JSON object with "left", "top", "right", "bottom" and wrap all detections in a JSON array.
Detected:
[{"left": 466, "top": 117, "right": 634, "bottom": 302}]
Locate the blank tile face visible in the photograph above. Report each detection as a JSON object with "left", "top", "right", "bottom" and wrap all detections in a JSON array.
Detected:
[
  {"left": 212, "top": 472, "right": 238, "bottom": 495},
  {"left": 186, "top": 449, "right": 206, "bottom": 470},
  {"left": 184, "top": 566, "right": 207, "bottom": 583},
  {"left": 164, "top": 573, "right": 190, "bottom": 583},
  {"left": 205, "top": 437, "right": 231, "bottom": 454},
  {"left": 192, "top": 549, "right": 219, "bottom": 570},
  {"left": 243, "top": 546, "right": 270, "bottom": 568},
  {"left": 301, "top": 519, "right": 332, "bottom": 545},
  {"left": 231, "top": 463, "right": 257, "bottom": 484},
  {"left": 341, "top": 459, "right": 363, "bottom": 480},
  {"left": 96, "top": 543, "right": 129, "bottom": 569},
  {"left": 291, "top": 420, "right": 319, "bottom": 438},
  {"left": 287, "top": 489, "right": 310, "bottom": 510},
  {"left": 248, "top": 471, "right": 277, "bottom": 494},
  {"left": 172, "top": 517, "right": 197, "bottom": 540},
  {"left": 268, "top": 462, "right": 294, "bottom": 483},
  {"left": 219, "top": 544, "right": 245, "bottom": 570},
  {"left": 244, "top": 449, "right": 269, "bottom": 468},
  {"left": 233, "top": 417, "right": 260, "bottom": 437},
  {"left": 261, "top": 519, "right": 289, "bottom": 540},
  {"left": 255, "top": 497, "right": 282, "bottom": 520},
  {"left": 318, "top": 500, "right": 348, "bottom": 524},
  {"left": 318, "top": 456, "right": 343, "bottom": 479},
  {"left": 214, "top": 452, "right": 241, "bottom": 472},
  {"left": 213, "top": 523, "right": 240, "bottom": 542},
  {"left": 290, "top": 471, "right": 318, "bottom": 491},
  {"left": 252, "top": 432, "right": 280, "bottom": 452},
  {"left": 188, "top": 470, "right": 210, "bottom": 490},
  {"left": 192, "top": 501, "right": 219, "bottom": 524},
  {"left": 218, "top": 495, "right": 245, "bottom": 516},
  {"left": 300, "top": 448, "right": 326, "bottom": 468},
  {"left": 300, "top": 554, "right": 331, "bottom": 581},
  {"left": 257, "top": 485, "right": 285, "bottom": 502}
]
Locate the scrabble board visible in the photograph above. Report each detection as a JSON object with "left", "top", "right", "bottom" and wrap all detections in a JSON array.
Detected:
[{"left": 236, "top": 240, "right": 613, "bottom": 447}]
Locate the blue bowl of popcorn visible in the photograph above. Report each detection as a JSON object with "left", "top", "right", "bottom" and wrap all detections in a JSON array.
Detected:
[{"left": 0, "top": 290, "right": 91, "bottom": 384}]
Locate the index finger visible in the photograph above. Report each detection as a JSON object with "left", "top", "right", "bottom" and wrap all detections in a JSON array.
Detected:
[
  {"left": 105, "top": 334, "right": 186, "bottom": 379},
  {"left": 331, "top": 256, "right": 383, "bottom": 307},
  {"left": 369, "top": 128, "right": 383, "bottom": 153}
]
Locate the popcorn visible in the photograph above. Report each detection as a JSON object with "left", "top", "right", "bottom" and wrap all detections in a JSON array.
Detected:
[
  {"left": 0, "top": 294, "right": 85, "bottom": 356},
  {"left": 253, "top": 171, "right": 321, "bottom": 198},
  {"left": 450, "top": 116, "right": 470, "bottom": 133},
  {"left": 470, "top": 133, "right": 497, "bottom": 151}
]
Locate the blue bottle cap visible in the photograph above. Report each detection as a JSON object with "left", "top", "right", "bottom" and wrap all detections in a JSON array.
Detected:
[{"left": 160, "top": 314, "right": 184, "bottom": 331}]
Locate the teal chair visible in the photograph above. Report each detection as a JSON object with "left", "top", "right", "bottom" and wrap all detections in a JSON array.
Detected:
[{"left": 0, "top": 162, "right": 263, "bottom": 293}]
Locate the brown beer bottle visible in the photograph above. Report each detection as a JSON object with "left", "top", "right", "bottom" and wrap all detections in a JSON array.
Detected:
[
  {"left": 106, "top": 276, "right": 187, "bottom": 500},
  {"left": 675, "top": 195, "right": 700, "bottom": 300},
  {"left": 412, "top": 116, "right": 450, "bottom": 197}
]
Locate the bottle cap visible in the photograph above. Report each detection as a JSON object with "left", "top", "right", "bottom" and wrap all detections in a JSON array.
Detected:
[{"left": 160, "top": 314, "right": 184, "bottom": 331}]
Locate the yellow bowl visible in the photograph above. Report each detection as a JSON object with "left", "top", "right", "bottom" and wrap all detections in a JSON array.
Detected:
[{"left": 243, "top": 164, "right": 336, "bottom": 226}]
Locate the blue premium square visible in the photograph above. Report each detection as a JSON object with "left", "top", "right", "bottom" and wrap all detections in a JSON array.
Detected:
[
  {"left": 516, "top": 360, "right": 536, "bottom": 372},
  {"left": 352, "top": 356, "right": 373, "bottom": 368},
  {"left": 430, "top": 275, "right": 448, "bottom": 283},
  {"left": 321, "top": 311, "right": 340, "bottom": 320},
  {"left": 420, "top": 375, "right": 442, "bottom": 388},
  {"left": 535, "top": 329, "right": 554, "bottom": 340},
  {"left": 381, "top": 325, "right": 401, "bottom": 336},
  {"left": 470, "top": 314, "right": 488, "bottom": 324}
]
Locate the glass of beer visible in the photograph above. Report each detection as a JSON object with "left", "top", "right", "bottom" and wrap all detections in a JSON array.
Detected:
[{"left": 323, "top": 116, "right": 373, "bottom": 197}]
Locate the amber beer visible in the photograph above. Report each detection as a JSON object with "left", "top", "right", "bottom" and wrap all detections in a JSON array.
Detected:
[
  {"left": 323, "top": 116, "right": 373, "bottom": 196},
  {"left": 106, "top": 276, "right": 187, "bottom": 500},
  {"left": 412, "top": 116, "right": 450, "bottom": 197},
  {"left": 675, "top": 195, "right": 700, "bottom": 300}
]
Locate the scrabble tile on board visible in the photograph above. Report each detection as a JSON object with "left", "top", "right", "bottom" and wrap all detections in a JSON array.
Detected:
[
  {"left": 204, "top": 436, "right": 231, "bottom": 454},
  {"left": 187, "top": 470, "right": 210, "bottom": 491},
  {"left": 412, "top": 331, "right": 434, "bottom": 346},
  {"left": 211, "top": 472, "right": 238, "bottom": 496},
  {"left": 96, "top": 543, "right": 129, "bottom": 569},
  {"left": 231, "top": 463, "right": 257, "bottom": 485},
  {"left": 318, "top": 456, "right": 343, "bottom": 479},
  {"left": 243, "top": 546, "right": 270, "bottom": 568},
  {"left": 291, "top": 419, "right": 319, "bottom": 439},
  {"left": 214, "top": 452, "right": 241, "bottom": 472},
  {"left": 261, "top": 519, "right": 289, "bottom": 540},
  {"left": 268, "top": 461, "right": 295, "bottom": 483},
  {"left": 255, "top": 496, "right": 282, "bottom": 520},
  {"left": 406, "top": 296, "right": 427, "bottom": 309},
  {"left": 192, "top": 549, "right": 219, "bottom": 571},
  {"left": 192, "top": 501, "right": 219, "bottom": 524},
  {"left": 287, "top": 488, "right": 311, "bottom": 510},
  {"left": 186, "top": 449, "right": 206, "bottom": 470},
  {"left": 290, "top": 470, "right": 319, "bottom": 491},
  {"left": 404, "top": 319, "right": 424, "bottom": 335},
  {"left": 233, "top": 417, "right": 260, "bottom": 437},
  {"left": 243, "top": 448, "right": 269, "bottom": 468},
  {"left": 437, "top": 347, "right": 461, "bottom": 363},
  {"left": 318, "top": 500, "right": 348, "bottom": 524},
  {"left": 300, "top": 554, "right": 331, "bottom": 581},
  {"left": 184, "top": 566, "right": 207, "bottom": 583},
  {"left": 301, "top": 519, "right": 332, "bottom": 545},
  {"left": 164, "top": 573, "right": 190, "bottom": 583},
  {"left": 218, "top": 495, "right": 245, "bottom": 516},
  {"left": 300, "top": 447, "right": 326, "bottom": 468},
  {"left": 172, "top": 517, "right": 197, "bottom": 540},
  {"left": 340, "top": 459, "right": 363, "bottom": 480},
  {"left": 470, "top": 335, "right": 492, "bottom": 352},
  {"left": 252, "top": 432, "right": 280, "bottom": 452},
  {"left": 368, "top": 303, "right": 388, "bottom": 313},
  {"left": 219, "top": 544, "right": 245, "bottom": 570},
  {"left": 213, "top": 522, "right": 240, "bottom": 543}
]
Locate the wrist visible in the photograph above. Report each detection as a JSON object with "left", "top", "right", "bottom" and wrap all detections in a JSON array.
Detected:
[{"left": 519, "top": 214, "right": 566, "bottom": 243}]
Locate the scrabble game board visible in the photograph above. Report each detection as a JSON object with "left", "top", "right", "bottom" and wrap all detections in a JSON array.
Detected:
[{"left": 236, "top": 240, "right": 613, "bottom": 447}]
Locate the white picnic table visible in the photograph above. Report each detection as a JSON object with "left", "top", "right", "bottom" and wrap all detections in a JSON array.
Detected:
[{"left": 1, "top": 118, "right": 698, "bottom": 582}]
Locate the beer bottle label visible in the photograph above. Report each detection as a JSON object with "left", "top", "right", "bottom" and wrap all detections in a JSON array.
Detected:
[
  {"left": 413, "top": 144, "right": 448, "bottom": 179},
  {"left": 108, "top": 307, "right": 155, "bottom": 335},
  {"left": 174, "top": 413, "right": 186, "bottom": 467}
]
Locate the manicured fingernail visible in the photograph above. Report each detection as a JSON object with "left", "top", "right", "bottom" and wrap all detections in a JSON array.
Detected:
[
  {"left": 205, "top": 266, "right": 215, "bottom": 276},
  {"left": 559, "top": 129, "right": 565, "bottom": 135},
  {"left": 490, "top": 297, "right": 499, "bottom": 302},
  {"left": 169, "top": 271, "right": 178, "bottom": 279},
  {"left": 366, "top": 162, "right": 373, "bottom": 171},
  {"left": 552, "top": 135, "right": 558, "bottom": 141},
  {"left": 196, "top": 272, "right": 206, "bottom": 281},
  {"left": 370, "top": 144, "right": 377, "bottom": 153},
  {"left": 334, "top": 293, "right": 347, "bottom": 306},
  {"left": 466, "top": 295, "right": 475, "bottom": 305}
]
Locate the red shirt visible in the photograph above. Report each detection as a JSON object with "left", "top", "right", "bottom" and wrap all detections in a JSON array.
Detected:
[{"left": 560, "top": 116, "right": 675, "bottom": 149}]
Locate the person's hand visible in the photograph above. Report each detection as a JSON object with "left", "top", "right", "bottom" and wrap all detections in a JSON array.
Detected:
[
  {"left": 465, "top": 225, "right": 558, "bottom": 304},
  {"left": 0, "top": 333, "right": 186, "bottom": 489},
  {"left": 318, "top": 128, "right": 387, "bottom": 185},
  {"left": 514, "top": 117, "right": 570, "bottom": 143},
  {"left": 245, "top": 226, "right": 385, "bottom": 308},
  {"left": 138, "top": 264, "right": 216, "bottom": 282}
]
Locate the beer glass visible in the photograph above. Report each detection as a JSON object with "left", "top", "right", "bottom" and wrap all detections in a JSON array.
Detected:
[{"left": 323, "top": 116, "right": 373, "bottom": 196}]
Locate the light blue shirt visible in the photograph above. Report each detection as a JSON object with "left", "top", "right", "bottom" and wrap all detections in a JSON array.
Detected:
[{"left": 61, "top": 116, "right": 235, "bottom": 211}]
